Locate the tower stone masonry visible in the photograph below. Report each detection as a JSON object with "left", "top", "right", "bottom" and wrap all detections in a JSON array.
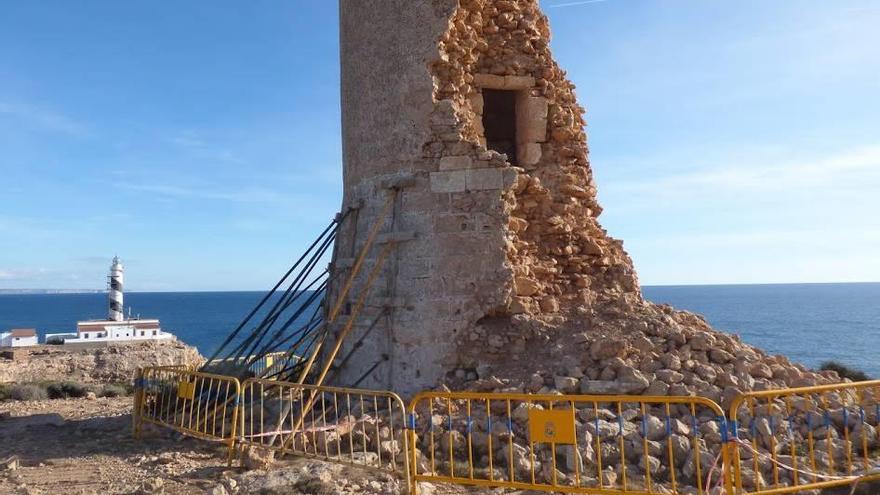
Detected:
[{"left": 328, "top": 0, "right": 832, "bottom": 398}]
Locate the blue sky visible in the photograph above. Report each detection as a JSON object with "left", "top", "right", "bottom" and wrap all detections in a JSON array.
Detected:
[{"left": 1, "top": 0, "right": 878, "bottom": 291}]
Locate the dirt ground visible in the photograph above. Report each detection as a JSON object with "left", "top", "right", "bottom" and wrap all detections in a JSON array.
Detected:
[
  {"left": 4, "top": 396, "right": 877, "bottom": 494},
  {"left": 0, "top": 396, "right": 235, "bottom": 494},
  {"left": 0, "top": 397, "right": 481, "bottom": 495}
]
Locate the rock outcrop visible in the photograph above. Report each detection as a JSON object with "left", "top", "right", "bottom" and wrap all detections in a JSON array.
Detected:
[{"left": 0, "top": 340, "right": 203, "bottom": 384}]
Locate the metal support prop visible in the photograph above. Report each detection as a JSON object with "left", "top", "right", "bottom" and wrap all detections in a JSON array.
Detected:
[
  {"left": 280, "top": 241, "right": 393, "bottom": 454},
  {"left": 295, "top": 191, "right": 396, "bottom": 385},
  {"left": 259, "top": 192, "right": 396, "bottom": 449}
]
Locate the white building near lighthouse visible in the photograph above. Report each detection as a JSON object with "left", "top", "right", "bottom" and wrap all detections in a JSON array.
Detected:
[
  {"left": 0, "top": 328, "right": 39, "bottom": 348},
  {"left": 45, "top": 257, "right": 175, "bottom": 344}
]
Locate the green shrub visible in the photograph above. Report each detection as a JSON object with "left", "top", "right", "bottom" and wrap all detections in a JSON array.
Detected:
[
  {"left": 63, "top": 381, "right": 91, "bottom": 398},
  {"left": 11, "top": 384, "right": 48, "bottom": 401},
  {"left": 46, "top": 381, "right": 93, "bottom": 399},
  {"left": 6, "top": 381, "right": 129, "bottom": 401},
  {"left": 45, "top": 382, "right": 66, "bottom": 399},
  {"left": 820, "top": 361, "right": 870, "bottom": 382},
  {"left": 100, "top": 384, "right": 129, "bottom": 398}
]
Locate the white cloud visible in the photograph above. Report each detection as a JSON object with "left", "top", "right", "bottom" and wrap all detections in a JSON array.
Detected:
[
  {"left": 626, "top": 224, "right": 880, "bottom": 285},
  {"left": 635, "top": 227, "right": 880, "bottom": 251},
  {"left": 608, "top": 145, "right": 880, "bottom": 195},
  {"left": 0, "top": 216, "right": 64, "bottom": 240},
  {"left": 0, "top": 267, "right": 49, "bottom": 281},
  {"left": 545, "top": 0, "right": 609, "bottom": 8},
  {"left": 166, "top": 129, "right": 244, "bottom": 164},
  {"left": 168, "top": 130, "right": 206, "bottom": 148},
  {"left": 0, "top": 102, "right": 90, "bottom": 137},
  {"left": 115, "top": 182, "right": 287, "bottom": 204},
  {"left": 596, "top": 145, "right": 880, "bottom": 284}
]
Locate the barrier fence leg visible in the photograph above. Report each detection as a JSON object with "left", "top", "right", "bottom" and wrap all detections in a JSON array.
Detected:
[
  {"left": 226, "top": 394, "right": 240, "bottom": 467},
  {"left": 408, "top": 412, "right": 418, "bottom": 495},
  {"left": 723, "top": 437, "right": 735, "bottom": 495},
  {"left": 236, "top": 399, "right": 245, "bottom": 467},
  {"left": 132, "top": 368, "right": 143, "bottom": 439}
]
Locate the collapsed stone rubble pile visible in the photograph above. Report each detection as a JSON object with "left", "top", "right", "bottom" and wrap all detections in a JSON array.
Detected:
[
  {"left": 406, "top": 392, "right": 880, "bottom": 492},
  {"left": 453, "top": 307, "right": 841, "bottom": 406}
]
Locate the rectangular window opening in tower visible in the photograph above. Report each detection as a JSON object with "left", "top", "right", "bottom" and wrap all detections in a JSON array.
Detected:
[{"left": 482, "top": 89, "right": 518, "bottom": 164}]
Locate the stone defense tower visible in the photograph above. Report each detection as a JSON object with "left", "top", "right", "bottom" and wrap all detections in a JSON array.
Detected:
[
  {"left": 108, "top": 256, "right": 124, "bottom": 322},
  {"left": 330, "top": 0, "right": 639, "bottom": 394}
]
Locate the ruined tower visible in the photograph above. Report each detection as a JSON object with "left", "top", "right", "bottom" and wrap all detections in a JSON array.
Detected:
[{"left": 328, "top": 0, "right": 641, "bottom": 394}]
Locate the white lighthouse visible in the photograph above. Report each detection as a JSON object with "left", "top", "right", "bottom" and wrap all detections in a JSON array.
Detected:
[
  {"left": 44, "top": 256, "right": 175, "bottom": 345},
  {"left": 108, "top": 256, "right": 124, "bottom": 322}
]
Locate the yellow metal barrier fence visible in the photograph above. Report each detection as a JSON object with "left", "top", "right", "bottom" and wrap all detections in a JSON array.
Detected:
[
  {"left": 407, "top": 391, "right": 729, "bottom": 495},
  {"left": 202, "top": 351, "right": 296, "bottom": 378},
  {"left": 128, "top": 365, "right": 880, "bottom": 495},
  {"left": 252, "top": 351, "right": 296, "bottom": 377},
  {"left": 238, "top": 378, "right": 411, "bottom": 483},
  {"left": 133, "top": 366, "right": 241, "bottom": 464},
  {"left": 727, "top": 380, "right": 880, "bottom": 495}
]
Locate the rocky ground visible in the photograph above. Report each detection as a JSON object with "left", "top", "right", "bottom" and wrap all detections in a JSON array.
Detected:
[
  {"left": 455, "top": 304, "right": 845, "bottom": 409},
  {"left": 0, "top": 340, "right": 463, "bottom": 494},
  {"left": 2, "top": 396, "right": 876, "bottom": 495},
  {"left": 0, "top": 340, "right": 203, "bottom": 384},
  {"left": 0, "top": 397, "right": 429, "bottom": 495}
]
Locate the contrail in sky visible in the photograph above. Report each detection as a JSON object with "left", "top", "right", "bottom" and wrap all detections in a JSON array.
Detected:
[{"left": 546, "top": 0, "right": 609, "bottom": 8}]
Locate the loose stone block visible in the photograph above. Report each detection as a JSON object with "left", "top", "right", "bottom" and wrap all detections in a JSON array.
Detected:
[
  {"left": 380, "top": 172, "right": 417, "bottom": 190},
  {"left": 517, "top": 96, "right": 549, "bottom": 143},
  {"left": 469, "top": 93, "right": 484, "bottom": 115},
  {"left": 473, "top": 73, "right": 507, "bottom": 89},
  {"left": 399, "top": 257, "right": 430, "bottom": 278},
  {"left": 504, "top": 75, "right": 536, "bottom": 89},
  {"left": 473, "top": 117, "right": 485, "bottom": 137},
  {"left": 430, "top": 170, "right": 467, "bottom": 193},
  {"left": 502, "top": 168, "right": 519, "bottom": 189},
  {"left": 434, "top": 214, "right": 473, "bottom": 233},
  {"left": 439, "top": 155, "right": 474, "bottom": 171},
  {"left": 334, "top": 257, "right": 355, "bottom": 269},
  {"left": 509, "top": 296, "right": 537, "bottom": 314},
  {"left": 377, "top": 231, "right": 418, "bottom": 244},
  {"left": 518, "top": 142, "right": 542, "bottom": 166},
  {"left": 515, "top": 276, "right": 540, "bottom": 296},
  {"left": 466, "top": 168, "right": 504, "bottom": 191}
]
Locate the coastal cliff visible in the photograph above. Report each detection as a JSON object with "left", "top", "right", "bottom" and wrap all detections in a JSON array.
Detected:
[{"left": 0, "top": 340, "right": 203, "bottom": 384}]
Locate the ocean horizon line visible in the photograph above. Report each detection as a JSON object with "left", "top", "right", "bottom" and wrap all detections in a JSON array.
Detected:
[{"left": 2, "top": 280, "right": 879, "bottom": 295}]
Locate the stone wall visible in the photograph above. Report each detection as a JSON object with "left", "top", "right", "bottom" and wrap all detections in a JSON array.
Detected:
[
  {"left": 333, "top": 0, "right": 515, "bottom": 394},
  {"left": 429, "top": 0, "right": 640, "bottom": 317}
]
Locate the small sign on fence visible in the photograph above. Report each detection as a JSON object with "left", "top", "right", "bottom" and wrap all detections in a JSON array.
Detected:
[
  {"left": 177, "top": 380, "right": 196, "bottom": 400},
  {"left": 528, "top": 408, "right": 576, "bottom": 444}
]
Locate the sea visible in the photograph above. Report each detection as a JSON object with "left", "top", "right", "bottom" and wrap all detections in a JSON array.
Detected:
[{"left": 0, "top": 283, "right": 877, "bottom": 377}]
